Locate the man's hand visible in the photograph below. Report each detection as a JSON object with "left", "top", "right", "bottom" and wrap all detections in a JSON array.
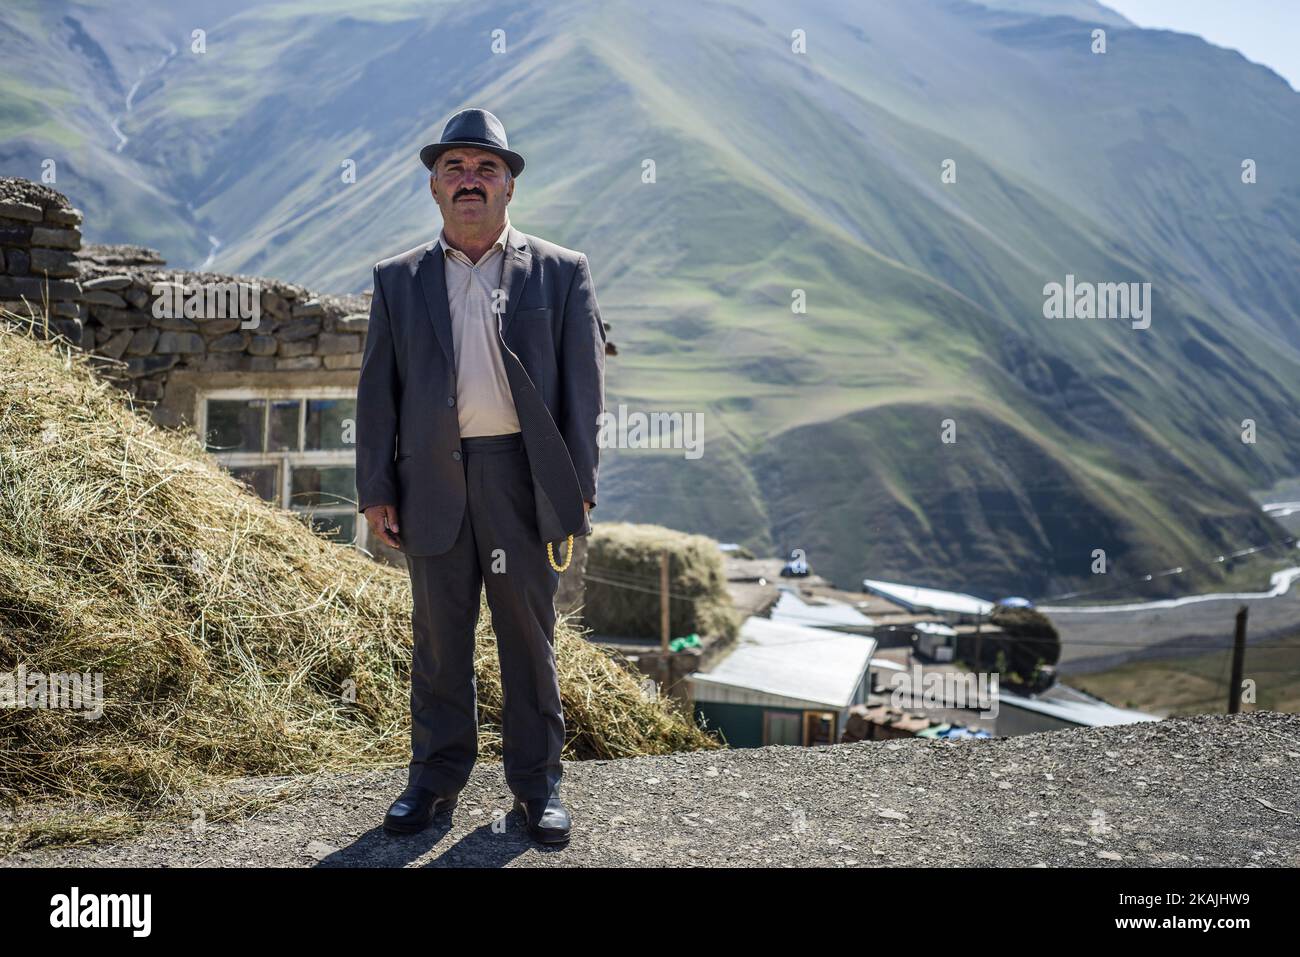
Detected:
[
  {"left": 363, "top": 504, "right": 402, "bottom": 549},
  {"left": 584, "top": 501, "right": 594, "bottom": 512}
]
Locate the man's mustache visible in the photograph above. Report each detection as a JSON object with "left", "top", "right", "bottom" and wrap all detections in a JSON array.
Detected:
[{"left": 454, "top": 189, "right": 485, "bottom": 200}]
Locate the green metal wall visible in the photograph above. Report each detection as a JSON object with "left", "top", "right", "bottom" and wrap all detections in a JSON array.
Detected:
[{"left": 695, "top": 701, "right": 806, "bottom": 749}]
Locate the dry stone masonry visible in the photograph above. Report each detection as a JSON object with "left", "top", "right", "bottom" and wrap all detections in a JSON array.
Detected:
[
  {"left": 76, "top": 247, "right": 370, "bottom": 416},
  {"left": 0, "top": 176, "right": 370, "bottom": 429},
  {"left": 0, "top": 177, "right": 85, "bottom": 343}
]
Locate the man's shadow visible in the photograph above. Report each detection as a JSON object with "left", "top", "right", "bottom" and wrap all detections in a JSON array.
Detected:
[{"left": 313, "top": 806, "right": 567, "bottom": 867}]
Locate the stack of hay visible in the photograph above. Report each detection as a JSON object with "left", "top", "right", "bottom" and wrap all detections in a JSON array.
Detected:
[
  {"left": 583, "top": 522, "right": 740, "bottom": 643},
  {"left": 0, "top": 320, "right": 718, "bottom": 850}
]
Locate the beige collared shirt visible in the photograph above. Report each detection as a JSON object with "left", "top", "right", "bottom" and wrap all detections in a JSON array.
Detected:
[{"left": 436, "top": 216, "right": 522, "bottom": 437}]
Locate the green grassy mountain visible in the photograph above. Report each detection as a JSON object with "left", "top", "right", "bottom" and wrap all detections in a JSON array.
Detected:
[{"left": 4, "top": 0, "right": 1299, "bottom": 598}]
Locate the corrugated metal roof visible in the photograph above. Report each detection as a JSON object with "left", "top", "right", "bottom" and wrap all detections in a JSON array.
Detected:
[
  {"left": 862, "top": 578, "right": 994, "bottom": 616},
  {"left": 999, "top": 685, "right": 1160, "bottom": 726},
  {"left": 769, "top": 586, "right": 875, "bottom": 628},
  {"left": 689, "top": 617, "right": 876, "bottom": 709}
]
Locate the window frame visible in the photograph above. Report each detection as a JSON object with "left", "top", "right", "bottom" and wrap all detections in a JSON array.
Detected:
[{"left": 196, "top": 386, "right": 367, "bottom": 552}]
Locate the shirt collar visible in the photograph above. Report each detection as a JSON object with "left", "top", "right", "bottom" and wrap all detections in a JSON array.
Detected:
[{"left": 438, "top": 216, "right": 511, "bottom": 263}]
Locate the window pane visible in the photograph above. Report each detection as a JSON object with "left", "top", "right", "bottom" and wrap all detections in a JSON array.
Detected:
[
  {"left": 305, "top": 398, "right": 356, "bottom": 450},
  {"left": 268, "top": 400, "right": 301, "bottom": 452},
  {"left": 307, "top": 511, "right": 357, "bottom": 545},
  {"left": 290, "top": 466, "right": 356, "bottom": 508},
  {"left": 205, "top": 399, "right": 264, "bottom": 452},
  {"left": 229, "top": 465, "right": 279, "bottom": 503}
]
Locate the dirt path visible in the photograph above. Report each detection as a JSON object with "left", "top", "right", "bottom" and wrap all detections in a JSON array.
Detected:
[{"left": 7, "top": 712, "right": 1299, "bottom": 867}]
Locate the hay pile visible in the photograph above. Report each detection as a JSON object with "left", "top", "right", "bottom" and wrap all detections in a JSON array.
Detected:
[
  {"left": 0, "top": 319, "right": 717, "bottom": 850},
  {"left": 584, "top": 522, "right": 740, "bottom": 643}
]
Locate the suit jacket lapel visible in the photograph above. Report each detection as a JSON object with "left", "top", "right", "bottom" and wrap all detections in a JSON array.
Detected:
[
  {"left": 416, "top": 241, "right": 455, "bottom": 365},
  {"left": 498, "top": 225, "right": 531, "bottom": 339}
]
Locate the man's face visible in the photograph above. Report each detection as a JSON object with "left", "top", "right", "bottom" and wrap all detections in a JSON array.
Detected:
[{"left": 430, "top": 147, "right": 512, "bottom": 229}]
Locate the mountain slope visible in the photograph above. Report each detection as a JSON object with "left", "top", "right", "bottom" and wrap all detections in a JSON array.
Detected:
[{"left": 3, "top": 0, "right": 1299, "bottom": 597}]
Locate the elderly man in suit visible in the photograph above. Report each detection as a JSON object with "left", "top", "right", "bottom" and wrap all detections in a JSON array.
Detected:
[{"left": 355, "top": 108, "right": 605, "bottom": 844}]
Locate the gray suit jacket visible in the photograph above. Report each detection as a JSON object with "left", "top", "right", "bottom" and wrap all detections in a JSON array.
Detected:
[{"left": 355, "top": 225, "right": 606, "bottom": 556}]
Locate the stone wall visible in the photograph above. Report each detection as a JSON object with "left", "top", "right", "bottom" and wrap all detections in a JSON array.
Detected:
[
  {"left": 0, "top": 177, "right": 372, "bottom": 431},
  {"left": 75, "top": 243, "right": 370, "bottom": 430},
  {"left": 0, "top": 177, "right": 86, "bottom": 343}
]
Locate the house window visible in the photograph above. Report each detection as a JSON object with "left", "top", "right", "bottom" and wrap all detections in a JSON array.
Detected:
[{"left": 199, "top": 390, "right": 364, "bottom": 550}]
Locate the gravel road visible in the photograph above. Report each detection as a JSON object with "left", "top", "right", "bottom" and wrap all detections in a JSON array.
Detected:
[{"left": 7, "top": 712, "right": 1299, "bottom": 867}]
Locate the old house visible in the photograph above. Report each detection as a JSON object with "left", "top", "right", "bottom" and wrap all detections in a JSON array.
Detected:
[{"left": 689, "top": 616, "right": 876, "bottom": 747}]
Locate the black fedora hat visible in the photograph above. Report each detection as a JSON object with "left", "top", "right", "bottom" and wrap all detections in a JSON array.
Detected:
[{"left": 419, "top": 108, "right": 525, "bottom": 178}]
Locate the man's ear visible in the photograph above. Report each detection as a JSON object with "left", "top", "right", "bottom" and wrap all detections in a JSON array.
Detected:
[{"left": 429, "top": 173, "right": 439, "bottom": 202}]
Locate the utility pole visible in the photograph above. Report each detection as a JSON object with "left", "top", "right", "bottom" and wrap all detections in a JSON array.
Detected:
[
  {"left": 1228, "top": 605, "right": 1247, "bottom": 714},
  {"left": 660, "top": 550, "right": 671, "bottom": 654}
]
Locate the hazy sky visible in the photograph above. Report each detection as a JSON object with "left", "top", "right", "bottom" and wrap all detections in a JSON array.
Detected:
[{"left": 1102, "top": 0, "right": 1300, "bottom": 91}]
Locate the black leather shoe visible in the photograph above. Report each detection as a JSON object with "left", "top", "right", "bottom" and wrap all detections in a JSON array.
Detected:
[
  {"left": 383, "top": 785, "right": 457, "bottom": 835},
  {"left": 514, "top": 788, "right": 571, "bottom": 844}
]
